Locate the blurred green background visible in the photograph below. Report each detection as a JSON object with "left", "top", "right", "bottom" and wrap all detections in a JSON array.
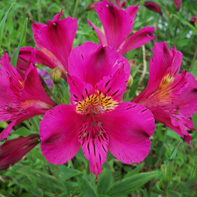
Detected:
[{"left": 0, "top": 0, "right": 197, "bottom": 196}]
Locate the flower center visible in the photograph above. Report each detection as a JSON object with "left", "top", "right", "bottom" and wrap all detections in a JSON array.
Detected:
[{"left": 76, "top": 91, "right": 118, "bottom": 114}]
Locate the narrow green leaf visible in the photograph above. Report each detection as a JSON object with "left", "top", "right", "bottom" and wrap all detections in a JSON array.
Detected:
[
  {"left": 10, "top": 17, "right": 28, "bottom": 67},
  {"left": 0, "top": 2, "right": 15, "bottom": 48},
  {"left": 106, "top": 171, "right": 158, "bottom": 196}
]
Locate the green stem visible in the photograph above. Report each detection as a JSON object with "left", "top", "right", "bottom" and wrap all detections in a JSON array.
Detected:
[
  {"left": 55, "top": 84, "right": 66, "bottom": 103},
  {"left": 190, "top": 48, "right": 197, "bottom": 73},
  {"left": 29, "top": 117, "right": 39, "bottom": 132},
  {"left": 73, "top": 0, "right": 79, "bottom": 18},
  {"left": 43, "top": 83, "right": 62, "bottom": 104}
]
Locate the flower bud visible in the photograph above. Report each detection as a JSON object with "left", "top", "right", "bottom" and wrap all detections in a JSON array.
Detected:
[
  {"left": 173, "top": 0, "right": 182, "bottom": 11},
  {"left": 86, "top": 2, "right": 98, "bottom": 11},
  {"left": 189, "top": 16, "right": 197, "bottom": 26},
  {"left": 0, "top": 134, "right": 40, "bottom": 170},
  {"left": 127, "top": 75, "right": 133, "bottom": 88},
  {"left": 144, "top": 1, "right": 162, "bottom": 15},
  {"left": 50, "top": 67, "right": 62, "bottom": 83}
]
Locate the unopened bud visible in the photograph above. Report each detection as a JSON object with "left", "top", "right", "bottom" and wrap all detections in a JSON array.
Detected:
[
  {"left": 0, "top": 134, "right": 40, "bottom": 170},
  {"left": 189, "top": 16, "right": 197, "bottom": 26},
  {"left": 127, "top": 75, "right": 133, "bottom": 88},
  {"left": 173, "top": 0, "right": 182, "bottom": 11},
  {"left": 50, "top": 67, "right": 62, "bottom": 83},
  {"left": 144, "top": 1, "right": 162, "bottom": 15}
]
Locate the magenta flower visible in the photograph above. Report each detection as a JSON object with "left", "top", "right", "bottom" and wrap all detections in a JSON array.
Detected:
[
  {"left": 39, "top": 42, "right": 155, "bottom": 176},
  {"left": 173, "top": 0, "right": 182, "bottom": 11},
  {"left": 133, "top": 42, "right": 197, "bottom": 144},
  {"left": 88, "top": 1, "right": 155, "bottom": 55},
  {"left": 0, "top": 134, "right": 40, "bottom": 170},
  {"left": 144, "top": 1, "right": 162, "bottom": 15},
  {"left": 86, "top": 0, "right": 126, "bottom": 11},
  {"left": 19, "top": 10, "right": 77, "bottom": 76},
  {"left": 0, "top": 50, "right": 56, "bottom": 140}
]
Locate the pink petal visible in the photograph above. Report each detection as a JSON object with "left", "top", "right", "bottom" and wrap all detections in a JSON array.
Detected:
[
  {"left": 98, "top": 102, "right": 155, "bottom": 163},
  {"left": 0, "top": 121, "right": 16, "bottom": 140},
  {"left": 67, "top": 75, "right": 95, "bottom": 105},
  {"left": 173, "top": 0, "right": 182, "bottom": 10},
  {"left": 96, "top": 62, "right": 130, "bottom": 102},
  {"left": 40, "top": 105, "right": 84, "bottom": 164},
  {"left": 78, "top": 121, "right": 109, "bottom": 176},
  {"left": 19, "top": 47, "right": 58, "bottom": 71},
  {"left": 32, "top": 11, "right": 77, "bottom": 72},
  {"left": 87, "top": 19, "right": 107, "bottom": 46},
  {"left": 150, "top": 107, "right": 192, "bottom": 144},
  {"left": 68, "top": 42, "right": 127, "bottom": 86},
  {"left": 95, "top": 1, "right": 135, "bottom": 49},
  {"left": 119, "top": 26, "right": 155, "bottom": 55}
]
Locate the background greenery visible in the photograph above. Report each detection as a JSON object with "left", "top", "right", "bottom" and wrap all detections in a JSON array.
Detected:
[{"left": 0, "top": 0, "right": 196, "bottom": 196}]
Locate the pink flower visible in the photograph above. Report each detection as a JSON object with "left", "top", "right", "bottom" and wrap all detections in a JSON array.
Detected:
[
  {"left": 18, "top": 10, "right": 77, "bottom": 76},
  {"left": 133, "top": 42, "right": 197, "bottom": 144},
  {"left": 39, "top": 42, "right": 155, "bottom": 176},
  {"left": 88, "top": 1, "right": 155, "bottom": 55},
  {"left": 173, "top": 0, "right": 182, "bottom": 11},
  {"left": 144, "top": 1, "right": 162, "bottom": 15},
  {"left": 0, "top": 50, "right": 56, "bottom": 140},
  {"left": 86, "top": 0, "right": 126, "bottom": 11},
  {"left": 0, "top": 134, "right": 40, "bottom": 170}
]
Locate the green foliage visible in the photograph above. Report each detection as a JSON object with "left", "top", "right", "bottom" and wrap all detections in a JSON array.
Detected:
[{"left": 0, "top": 0, "right": 197, "bottom": 196}]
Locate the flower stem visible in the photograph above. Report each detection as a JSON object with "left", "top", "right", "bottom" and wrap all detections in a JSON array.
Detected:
[
  {"left": 29, "top": 117, "right": 39, "bottom": 132},
  {"left": 73, "top": 0, "right": 79, "bottom": 18},
  {"left": 190, "top": 48, "right": 197, "bottom": 73},
  {"left": 43, "top": 83, "right": 62, "bottom": 104},
  {"left": 139, "top": 45, "right": 147, "bottom": 86},
  {"left": 55, "top": 84, "right": 66, "bottom": 103}
]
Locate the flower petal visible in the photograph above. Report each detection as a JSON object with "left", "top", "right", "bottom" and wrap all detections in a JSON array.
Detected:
[
  {"left": 96, "top": 61, "right": 130, "bottom": 102},
  {"left": 32, "top": 11, "right": 77, "bottom": 72},
  {"left": 95, "top": 1, "right": 135, "bottom": 49},
  {"left": 87, "top": 19, "right": 107, "bottom": 46},
  {"left": 119, "top": 26, "right": 155, "bottom": 55},
  {"left": 68, "top": 42, "right": 126, "bottom": 86},
  {"left": 40, "top": 105, "right": 84, "bottom": 164},
  {"left": 79, "top": 121, "right": 109, "bottom": 176},
  {"left": 98, "top": 102, "right": 155, "bottom": 163}
]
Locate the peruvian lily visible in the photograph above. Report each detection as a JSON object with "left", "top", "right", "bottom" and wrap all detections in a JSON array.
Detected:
[
  {"left": 88, "top": 1, "right": 155, "bottom": 55},
  {"left": 19, "top": 10, "right": 77, "bottom": 77},
  {"left": 39, "top": 42, "right": 155, "bottom": 176},
  {"left": 133, "top": 42, "right": 197, "bottom": 144},
  {"left": 144, "top": 1, "right": 162, "bottom": 15},
  {"left": 0, "top": 134, "right": 40, "bottom": 170},
  {"left": 173, "top": 0, "right": 182, "bottom": 11},
  {"left": 86, "top": 0, "right": 126, "bottom": 11},
  {"left": 0, "top": 50, "right": 56, "bottom": 140}
]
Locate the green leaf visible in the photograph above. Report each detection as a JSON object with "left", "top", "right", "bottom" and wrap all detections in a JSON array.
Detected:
[
  {"left": 0, "top": 2, "right": 15, "bottom": 48},
  {"left": 79, "top": 176, "right": 98, "bottom": 197},
  {"left": 97, "top": 168, "right": 113, "bottom": 195},
  {"left": 106, "top": 171, "right": 158, "bottom": 196},
  {"left": 54, "top": 165, "right": 81, "bottom": 181},
  {"left": 10, "top": 17, "right": 28, "bottom": 67}
]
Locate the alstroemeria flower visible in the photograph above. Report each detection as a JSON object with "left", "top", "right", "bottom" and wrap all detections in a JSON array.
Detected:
[
  {"left": 86, "top": 0, "right": 126, "bottom": 11},
  {"left": 88, "top": 1, "right": 155, "bottom": 55},
  {"left": 18, "top": 10, "right": 77, "bottom": 76},
  {"left": 173, "top": 0, "right": 182, "bottom": 11},
  {"left": 0, "top": 51, "right": 56, "bottom": 140},
  {"left": 40, "top": 42, "right": 155, "bottom": 176},
  {"left": 144, "top": 1, "right": 162, "bottom": 15},
  {"left": 0, "top": 134, "right": 40, "bottom": 170},
  {"left": 133, "top": 42, "right": 197, "bottom": 144}
]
